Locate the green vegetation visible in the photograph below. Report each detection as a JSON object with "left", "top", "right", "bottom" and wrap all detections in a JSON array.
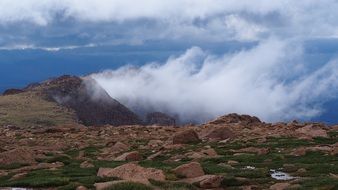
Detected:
[
  {"left": 105, "top": 182, "right": 153, "bottom": 190},
  {"left": 150, "top": 180, "right": 197, "bottom": 190}
]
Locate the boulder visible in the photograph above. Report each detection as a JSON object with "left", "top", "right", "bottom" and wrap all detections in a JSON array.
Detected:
[
  {"left": 0, "top": 148, "right": 36, "bottom": 165},
  {"left": 201, "top": 148, "right": 218, "bottom": 157},
  {"left": 76, "top": 186, "right": 88, "bottom": 190},
  {"left": 173, "top": 129, "right": 200, "bottom": 144},
  {"left": 180, "top": 175, "right": 223, "bottom": 188},
  {"left": 94, "top": 180, "right": 128, "bottom": 190},
  {"left": 186, "top": 148, "right": 218, "bottom": 159},
  {"left": 289, "top": 147, "right": 307, "bottom": 156},
  {"left": 173, "top": 162, "right": 205, "bottom": 178},
  {"left": 80, "top": 161, "right": 94, "bottom": 168},
  {"left": 147, "top": 151, "right": 163, "bottom": 160},
  {"left": 146, "top": 112, "right": 176, "bottom": 126},
  {"left": 111, "top": 142, "right": 129, "bottom": 152},
  {"left": 208, "top": 113, "right": 261, "bottom": 125},
  {"left": 147, "top": 140, "right": 163, "bottom": 148},
  {"left": 270, "top": 183, "right": 291, "bottom": 190},
  {"left": 114, "top": 151, "right": 141, "bottom": 161},
  {"left": 0, "top": 171, "right": 8, "bottom": 177},
  {"left": 97, "top": 163, "right": 165, "bottom": 184},
  {"left": 204, "top": 127, "right": 235, "bottom": 141},
  {"left": 332, "top": 145, "right": 338, "bottom": 156},
  {"left": 237, "top": 147, "right": 269, "bottom": 155}
]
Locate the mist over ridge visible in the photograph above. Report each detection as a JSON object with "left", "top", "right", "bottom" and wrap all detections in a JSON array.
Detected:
[{"left": 92, "top": 38, "right": 338, "bottom": 123}]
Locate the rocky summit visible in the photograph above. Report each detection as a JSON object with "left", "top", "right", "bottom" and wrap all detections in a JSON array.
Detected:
[{"left": 0, "top": 113, "right": 336, "bottom": 190}]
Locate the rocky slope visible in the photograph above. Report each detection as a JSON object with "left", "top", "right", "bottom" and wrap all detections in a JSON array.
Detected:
[{"left": 0, "top": 113, "right": 337, "bottom": 190}]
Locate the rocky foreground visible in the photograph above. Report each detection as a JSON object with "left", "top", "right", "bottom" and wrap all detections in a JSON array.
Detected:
[{"left": 0, "top": 114, "right": 337, "bottom": 190}]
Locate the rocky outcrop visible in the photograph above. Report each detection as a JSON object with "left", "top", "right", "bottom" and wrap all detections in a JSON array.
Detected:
[
  {"left": 114, "top": 151, "right": 141, "bottom": 161},
  {"left": 295, "top": 124, "right": 328, "bottom": 139},
  {"left": 40, "top": 75, "right": 142, "bottom": 126},
  {"left": 146, "top": 112, "right": 176, "bottom": 126},
  {"left": 180, "top": 175, "right": 224, "bottom": 189},
  {"left": 97, "top": 163, "right": 165, "bottom": 184},
  {"left": 203, "top": 126, "right": 236, "bottom": 141},
  {"left": 208, "top": 113, "right": 261, "bottom": 125},
  {"left": 0, "top": 148, "right": 36, "bottom": 165},
  {"left": 270, "top": 182, "right": 291, "bottom": 190},
  {"left": 111, "top": 141, "right": 129, "bottom": 152},
  {"left": 173, "top": 129, "right": 200, "bottom": 144}
]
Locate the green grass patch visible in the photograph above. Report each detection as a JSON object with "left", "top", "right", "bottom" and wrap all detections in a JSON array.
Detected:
[
  {"left": 299, "top": 176, "right": 338, "bottom": 189},
  {"left": 105, "top": 182, "right": 153, "bottom": 190},
  {"left": 150, "top": 179, "right": 197, "bottom": 190},
  {"left": 0, "top": 163, "right": 28, "bottom": 170}
]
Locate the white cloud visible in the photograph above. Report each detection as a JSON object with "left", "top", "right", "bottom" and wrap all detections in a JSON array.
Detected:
[
  {"left": 0, "top": 43, "right": 96, "bottom": 51},
  {"left": 224, "top": 14, "right": 266, "bottom": 41},
  {"left": 92, "top": 39, "right": 338, "bottom": 123},
  {"left": 1, "top": 0, "right": 338, "bottom": 42}
]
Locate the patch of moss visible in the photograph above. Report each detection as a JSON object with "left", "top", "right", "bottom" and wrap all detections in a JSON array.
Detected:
[
  {"left": 105, "top": 182, "right": 153, "bottom": 190},
  {"left": 150, "top": 179, "right": 197, "bottom": 190}
]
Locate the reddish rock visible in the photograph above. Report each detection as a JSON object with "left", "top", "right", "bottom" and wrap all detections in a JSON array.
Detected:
[
  {"left": 332, "top": 145, "right": 338, "bottom": 155},
  {"left": 204, "top": 127, "right": 235, "bottom": 141},
  {"left": 114, "top": 151, "right": 141, "bottom": 161},
  {"left": 180, "top": 175, "right": 223, "bottom": 188},
  {"left": 97, "top": 163, "right": 165, "bottom": 184},
  {"left": 111, "top": 142, "right": 129, "bottom": 152},
  {"left": 201, "top": 148, "right": 218, "bottom": 157},
  {"left": 173, "top": 162, "right": 205, "bottom": 178},
  {"left": 290, "top": 147, "right": 307, "bottom": 156},
  {"left": 295, "top": 124, "right": 328, "bottom": 138},
  {"left": 76, "top": 186, "right": 88, "bottom": 190},
  {"left": 208, "top": 113, "right": 261, "bottom": 125},
  {"left": 270, "top": 183, "right": 291, "bottom": 190},
  {"left": 0, "top": 171, "right": 8, "bottom": 177},
  {"left": 10, "top": 172, "right": 27, "bottom": 180},
  {"left": 173, "top": 129, "right": 200, "bottom": 144},
  {"left": 227, "top": 160, "right": 239, "bottom": 165},
  {"left": 0, "top": 148, "right": 36, "bottom": 165},
  {"left": 147, "top": 140, "right": 163, "bottom": 148},
  {"left": 94, "top": 180, "right": 128, "bottom": 190},
  {"left": 237, "top": 147, "right": 269, "bottom": 155},
  {"left": 147, "top": 151, "right": 163, "bottom": 160},
  {"left": 80, "top": 161, "right": 94, "bottom": 168}
]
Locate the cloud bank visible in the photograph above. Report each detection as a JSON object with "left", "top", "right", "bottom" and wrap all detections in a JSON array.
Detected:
[
  {"left": 92, "top": 39, "right": 338, "bottom": 123},
  {"left": 1, "top": 0, "right": 338, "bottom": 48},
  {"left": 2, "top": 1, "right": 338, "bottom": 123}
]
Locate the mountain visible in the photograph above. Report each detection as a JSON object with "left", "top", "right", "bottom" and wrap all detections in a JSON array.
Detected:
[{"left": 0, "top": 75, "right": 141, "bottom": 127}]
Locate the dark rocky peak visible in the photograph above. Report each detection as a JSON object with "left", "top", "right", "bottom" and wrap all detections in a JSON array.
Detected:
[
  {"left": 208, "top": 113, "right": 261, "bottom": 125},
  {"left": 146, "top": 112, "right": 176, "bottom": 126},
  {"left": 2, "top": 88, "right": 24, "bottom": 95},
  {"left": 42, "top": 75, "right": 142, "bottom": 126}
]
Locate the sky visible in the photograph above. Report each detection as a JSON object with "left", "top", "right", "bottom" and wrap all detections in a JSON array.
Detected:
[{"left": 1, "top": 0, "right": 338, "bottom": 123}]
